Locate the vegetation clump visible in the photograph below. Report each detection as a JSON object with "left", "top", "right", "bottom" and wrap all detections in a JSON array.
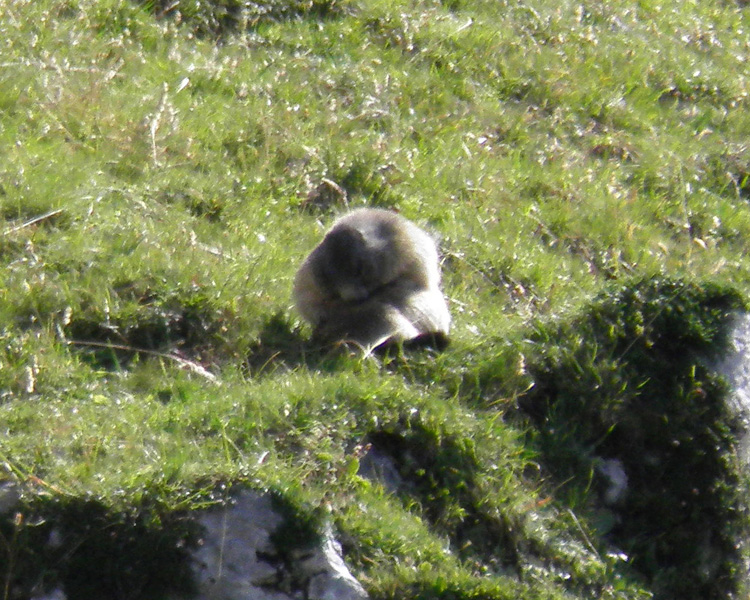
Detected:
[
  {"left": 524, "top": 278, "right": 748, "bottom": 600},
  {"left": 0, "top": 489, "right": 199, "bottom": 600}
]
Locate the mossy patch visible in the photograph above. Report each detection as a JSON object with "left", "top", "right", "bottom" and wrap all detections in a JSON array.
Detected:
[
  {"left": 522, "top": 276, "right": 748, "bottom": 600},
  {"left": 0, "top": 489, "right": 200, "bottom": 600},
  {"left": 366, "top": 425, "right": 521, "bottom": 571}
]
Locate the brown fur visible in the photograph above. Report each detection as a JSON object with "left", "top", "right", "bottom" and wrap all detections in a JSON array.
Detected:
[{"left": 294, "top": 208, "right": 450, "bottom": 350}]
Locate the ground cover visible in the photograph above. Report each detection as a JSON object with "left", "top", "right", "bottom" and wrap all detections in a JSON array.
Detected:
[{"left": 1, "top": 0, "right": 750, "bottom": 598}]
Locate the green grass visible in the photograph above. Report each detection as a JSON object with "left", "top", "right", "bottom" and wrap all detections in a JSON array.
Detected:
[{"left": 1, "top": 0, "right": 750, "bottom": 598}]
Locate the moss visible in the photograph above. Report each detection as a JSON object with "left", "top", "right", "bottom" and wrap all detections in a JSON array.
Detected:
[
  {"left": 372, "top": 568, "right": 570, "bottom": 600},
  {"left": 523, "top": 276, "right": 748, "bottom": 600},
  {"left": 366, "top": 421, "right": 522, "bottom": 572},
  {"left": 0, "top": 492, "right": 199, "bottom": 600}
]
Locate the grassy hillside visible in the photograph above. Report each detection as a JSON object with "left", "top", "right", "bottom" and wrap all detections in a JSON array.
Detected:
[{"left": 1, "top": 0, "right": 750, "bottom": 598}]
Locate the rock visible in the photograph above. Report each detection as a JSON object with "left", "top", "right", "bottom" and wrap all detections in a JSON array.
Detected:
[
  {"left": 712, "top": 311, "right": 750, "bottom": 588},
  {"left": 299, "top": 525, "right": 369, "bottom": 600},
  {"left": 596, "top": 458, "right": 628, "bottom": 505},
  {"left": 0, "top": 480, "right": 20, "bottom": 515},
  {"left": 714, "top": 312, "right": 750, "bottom": 465},
  {"left": 190, "top": 490, "right": 288, "bottom": 600},
  {"left": 1, "top": 481, "right": 366, "bottom": 600},
  {"left": 180, "top": 489, "right": 368, "bottom": 600},
  {"left": 357, "top": 446, "right": 402, "bottom": 494}
]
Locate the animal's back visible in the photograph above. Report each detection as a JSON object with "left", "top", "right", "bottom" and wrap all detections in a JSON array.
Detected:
[
  {"left": 337, "top": 208, "right": 441, "bottom": 288},
  {"left": 293, "top": 208, "right": 450, "bottom": 350}
]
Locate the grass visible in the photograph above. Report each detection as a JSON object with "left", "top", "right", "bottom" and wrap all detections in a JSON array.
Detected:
[{"left": 1, "top": 0, "right": 750, "bottom": 598}]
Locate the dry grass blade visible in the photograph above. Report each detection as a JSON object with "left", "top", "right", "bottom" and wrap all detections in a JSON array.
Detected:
[
  {"left": 66, "top": 340, "right": 220, "bottom": 384},
  {"left": 4, "top": 209, "right": 64, "bottom": 235}
]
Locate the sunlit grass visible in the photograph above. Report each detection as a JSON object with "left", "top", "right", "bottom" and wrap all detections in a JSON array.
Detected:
[{"left": 1, "top": 0, "right": 749, "bottom": 598}]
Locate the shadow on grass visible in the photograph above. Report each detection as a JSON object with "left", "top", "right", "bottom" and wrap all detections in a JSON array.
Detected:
[
  {"left": 136, "top": 0, "right": 343, "bottom": 38},
  {"left": 520, "top": 276, "right": 748, "bottom": 600},
  {"left": 64, "top": 290, "right": 219, "bottom": 372},
  {"left": 244, "top": 311, "right": 450, "bottom": 376},
  {"left": 363, "top": 424, "right": 522, "bottom": 574},
  {"left": 1, "top": 493, "right": 199, "bottom": 600}
]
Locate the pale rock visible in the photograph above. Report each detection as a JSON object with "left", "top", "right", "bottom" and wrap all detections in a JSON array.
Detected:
[
  {"left": 712, "top": 311, "right": 750, "bottom": 587},
  {"left": 300, "top": 525, "right": 368, "bottom": 600},
  {"left": 596, "top": 458, "right": 628, "bottom": 505},
  {"left": 714, "top": 312, "right": 750, "bottom": 465},
  {"left": 357, "top": 446, "right": 402, "bottom": 494},
  {"left": 182, "top": 489, "right": 368, "bottom": 600},
  {"left": 190, "top": 489, "right": 287, "bottom": 600},
  {"left": 0, "top": 481, "right": 19, "bottom": 514}
]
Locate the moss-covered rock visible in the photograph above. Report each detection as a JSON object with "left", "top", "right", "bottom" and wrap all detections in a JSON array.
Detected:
[{"left": 523, "top": 277, "right": 748, "bottom": 600}]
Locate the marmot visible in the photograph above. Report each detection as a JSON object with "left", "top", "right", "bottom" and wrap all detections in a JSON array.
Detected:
[{"left": 293, "top": 208, "right": 450, "bottom": 351}]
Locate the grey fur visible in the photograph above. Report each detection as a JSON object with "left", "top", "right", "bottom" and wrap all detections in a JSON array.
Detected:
[{"left": 294, "top": 208, "right": 450, "bottom": 350}]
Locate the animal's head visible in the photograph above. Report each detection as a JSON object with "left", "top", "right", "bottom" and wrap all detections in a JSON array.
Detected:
[{"left": 315, "top": 226, "right": 378, "bottom": 301}]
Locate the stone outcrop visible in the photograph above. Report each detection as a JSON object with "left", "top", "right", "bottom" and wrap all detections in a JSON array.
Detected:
[
  {"left": 0, "top": 484, "right": 367, "bottom": 600},
  {"left": 177, "top": 489, "right": 368, "bottom": 600},
  {"left": 715, "top": 312, "right": 750, "bottom": 465}
]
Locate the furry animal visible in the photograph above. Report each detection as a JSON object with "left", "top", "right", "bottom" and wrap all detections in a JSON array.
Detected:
[{"left": 293, "top": 208, "right": 450, "bottom": 350}]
